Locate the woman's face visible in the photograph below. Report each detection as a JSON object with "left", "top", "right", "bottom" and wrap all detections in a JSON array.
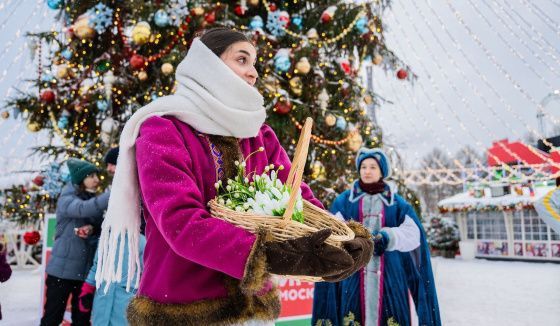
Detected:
[
  {"left": 360, "top": 158, "right": 382, "bottom": 184},
  {"left": 220, "top": 41, "right": 258, "bottom": 86},
  {"left": 82, "top": 173, "right": 99, "bottom": 190}
]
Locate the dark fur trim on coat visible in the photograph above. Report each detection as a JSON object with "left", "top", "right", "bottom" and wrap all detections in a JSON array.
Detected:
[
  {"left": 347, "top": 221, "right": 372, "bottom": 240},
  {"left": 127, "top": 279, "right": 280, "bottom": 326},
  {"left": 240, "top": 228, "right": 274, "bottom": 294},
  {"left": 207, "top": 135, "right": 242, "bottom": 184}
]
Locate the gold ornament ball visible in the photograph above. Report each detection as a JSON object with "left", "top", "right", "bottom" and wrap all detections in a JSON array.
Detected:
[
  {"left": 248, "top": 0, "right": 260, "bottom": 6},
  {"left": 27, "top": 121, "right": 41, "bottom": 132},
  {"left": 132, "top": 22, "right": 152, "bottom": 45},
  {"left": 138, "top": 71, "right": 148, "bottom": 81},
  {"left": 161, "top": 63, "right": 174, "bottom": 76},
  {"left": 295, "top": 57, "right": 311, "bottom": 75},
  {"left": 1, "top": 111, "right": 9, "bottom": 119},
  {"left": 311, "top": 161, "right": 327, "bottom": 182},
  {"left": 364, "top": 95, "right": 373, "bottom": 105},
  {"left": 74, "top": 104, "right": 84, "bottom": 113},
  {"left": 325, "top": 114, "right": 336, "bottom": 127},
  {"left": 289, "top": 77, "right": 303, "bottom": 96},
  {"left": 373, "top": 54, "right": 383, "bottom": 65},
  {"left": 73, "top": 16, "right": 95, "bottom": 40},
  {"left": 56, "top": 65, "right": 70, "bottom": 79},
  {"left": 347, "top": 132, "right": 363, "bottom": 152},
  {"left": 192, "top": 7, "right": 205, "bottom": 16}
]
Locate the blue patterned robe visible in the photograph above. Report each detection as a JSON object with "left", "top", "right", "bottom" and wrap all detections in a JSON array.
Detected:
[{"left": 312, "top": 183, "right": 441, "bottom": 326}]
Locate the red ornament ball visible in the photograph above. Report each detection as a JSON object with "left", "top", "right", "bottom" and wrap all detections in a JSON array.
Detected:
[
  {"left": 274, "top": 99, "right": 292, "bottom": 115},
  {"left": 234, "top": 5, "right": 246, "bottom": 16},
  {"left": 396, "top": 69, "right": 408, "bottom": 80},
  {"left": 130, "top": 54, "right": 146, "bottom": 70},
  {"left": 205, "top": 11, "right": 216, "bottom": 24},
  {"left": 40, "top": 90, "right": 56, "bottom": 103},
  {"left": 321, "top": 13, "right": 332, "bottom": 24},
  {"left": 269, "top": 3, "right": 277, "bottom": 11},
  {"left": 32, "top": 175, "right": 45, "bottom": 186},
  {"left": 23, "top": 231, "right": 41, "bottom": 246}
]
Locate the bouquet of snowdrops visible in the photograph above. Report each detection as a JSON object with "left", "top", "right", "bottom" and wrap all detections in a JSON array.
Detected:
[{"left": 214, "top": 147, "right": 304, "bottom": 223}]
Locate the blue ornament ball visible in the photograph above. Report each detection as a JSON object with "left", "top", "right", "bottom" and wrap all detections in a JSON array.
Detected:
[
  {"left": 250, "top": 16, "right": 264, "bottom": 31},
  {"left": 291, "top": 15, "right": 303, "bottom": 30},
  {"left": 61, "top": 49, "right": 73, "bottom": 60},
  {"left": 57, "top": 116, "right": 69, "bottom": 129},
  {"left": 151, "top": 93, "right": 159, "bottom": 101},
  {"left": 154, "top": 9, "right": 170, "bottom": 27},
  {"left": 46, "top": 0, "right": 63, "bottom": 10},
  {"left": 41, "top": 74, "right": 54, "bottom": 82},
  {"left": 96, "top": 100, "right": 109, "bottom": 112},
  {"left": 355, "top": 16, "right": 368, "bottom": 35},
  {"left": 274, "top": 55, "right": 291, "bottom": 73},
  {"left": 336, "top": 117, "right": 347, "bottom": 130}
]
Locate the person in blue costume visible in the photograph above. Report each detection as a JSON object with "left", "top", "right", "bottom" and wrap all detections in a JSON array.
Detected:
[{"left": 312, "top": 148, "right": 441, "bottom": 326}]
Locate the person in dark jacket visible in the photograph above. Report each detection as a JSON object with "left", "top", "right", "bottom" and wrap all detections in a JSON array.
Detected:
[
  {"left": 40, "top": 158, "right": 110, "bottom": 326},
  {"left": 0, "top": 241, "right": 13, "bottom": 320}
]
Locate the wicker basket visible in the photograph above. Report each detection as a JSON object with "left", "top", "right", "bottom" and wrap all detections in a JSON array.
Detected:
[{"left": 208, "top": 117, "right": 355, "bottom": 282}]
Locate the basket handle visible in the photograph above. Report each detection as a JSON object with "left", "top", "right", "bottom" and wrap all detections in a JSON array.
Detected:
[{"left": 283, "top": 117, "right": 313, "bottom": 221}]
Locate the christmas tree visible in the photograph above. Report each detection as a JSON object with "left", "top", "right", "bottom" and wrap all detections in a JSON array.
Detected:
[
  {"left": 1, "top": 0, "right": 414, "bottom": 223},
  {"left": 426, "top": 216, "right": 460, "bottom": 258}
]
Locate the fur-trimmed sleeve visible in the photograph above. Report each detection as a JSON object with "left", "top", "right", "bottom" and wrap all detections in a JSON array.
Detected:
[{"left": 136, "top": 116, "right": 259, "bottom": 280}]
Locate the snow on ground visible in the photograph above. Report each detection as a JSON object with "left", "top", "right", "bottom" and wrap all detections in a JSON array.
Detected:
[{"left": 1, "top": 258, "right": 559, "bottom": 325}]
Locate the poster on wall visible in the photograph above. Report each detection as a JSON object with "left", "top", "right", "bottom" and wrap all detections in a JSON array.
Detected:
[
  {"left": 477, "top": 241, "right": 508, "bottom": 256},
  {"left": 275, "top": 278, "right": 314, "bottom": 325},
  {"left": 525, "top": 243, "right": 548, "bottom": 257}
]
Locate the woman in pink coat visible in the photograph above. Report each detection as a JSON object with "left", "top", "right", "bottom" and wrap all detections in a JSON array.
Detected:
[{"left": 95, "top": 28, "right": 373, "bottom": 326}]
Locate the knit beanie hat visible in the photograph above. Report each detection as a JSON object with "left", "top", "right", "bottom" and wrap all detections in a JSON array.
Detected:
[
  {"left": 67, "top": 159, "right": 98, "bottom": 185},
  {"left": 355, "top": 147, "right": 392, "bottom": 179},
  {"left": 104, "top": 147, "right": 119, "bottom": 165}
]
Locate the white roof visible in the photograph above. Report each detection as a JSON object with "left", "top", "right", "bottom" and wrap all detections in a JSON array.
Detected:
[{"left": 437, "top": 185, "right": 555, "bottom": 211}]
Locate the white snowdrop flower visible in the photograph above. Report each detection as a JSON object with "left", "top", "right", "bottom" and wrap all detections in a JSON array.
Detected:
[
  {"left": 227, "top": 179, "right": 233, "bottom": 185},
  {"left": 244, "top": 177, "right": 249, "bottom": 184},
  {"left": 235, "top": 206, "right": 243, "bottom": 212},
  {"left": 218, "top": 198, "right": 225, "bottom": 205},
  {"left": 278, "top": 165, "right": 285, "bottom": 170},
  {"left": 214, "top": 182, "right": 220, "bottom": 189},
  {"left": 234, "top": 193, "right": 240, "bottom": 198},
  {"left": 248, "top": 186, "right": 255, "bottom": 192},
  {"left": 226, "top": 199, "right": 232, "bottom": 205},
  {"left": 243, "top": 203, "right": 250, "bottom": 209},
  {"left": 234, "top": 161, "right": 240, "bottom": 166},
  {"left": 241, "top": 162, "right": 247, "bottom": 167},
  {"left": 226, "top": 185, "right": 232, "bottom": 191},
  {"left": 258, "top": 146, "right": 265, "bottom": 151},
  {"left": 264, "top": 166, "right": 270, "bottom": 172}
]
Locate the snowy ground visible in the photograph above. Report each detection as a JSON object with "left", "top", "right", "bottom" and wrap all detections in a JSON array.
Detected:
[{"left": 1, "top": 258, "right": 559, "bottom": 325}]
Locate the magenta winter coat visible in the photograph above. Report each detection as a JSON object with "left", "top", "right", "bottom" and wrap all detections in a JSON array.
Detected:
[{"left": 135, "top": 116, "right": 323, "bottom": 305}]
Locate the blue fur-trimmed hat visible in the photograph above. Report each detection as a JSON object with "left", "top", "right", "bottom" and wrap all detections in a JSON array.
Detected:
[{"left": 356, "top": 147, "right": 392, "bottom": 179}]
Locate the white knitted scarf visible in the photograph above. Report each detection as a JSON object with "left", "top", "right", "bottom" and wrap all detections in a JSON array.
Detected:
[{"left": 95, "top": 38, "right": 266, "bottom": 292}]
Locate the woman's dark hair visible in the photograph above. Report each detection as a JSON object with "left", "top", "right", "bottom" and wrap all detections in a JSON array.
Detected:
[{"left": 199, "top": 27, "right": 252, "bottom": 57}]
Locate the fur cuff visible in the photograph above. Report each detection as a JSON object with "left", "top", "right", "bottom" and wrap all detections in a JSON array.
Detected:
[
  {"left": 127, "top": 283, "right": 280, "bottom": 326},
  {"left": 240, "top": 228, "right": 273, "bottom": 294},
  {"left": 347, "top": 221, "right": 372, "bottom": 240}
]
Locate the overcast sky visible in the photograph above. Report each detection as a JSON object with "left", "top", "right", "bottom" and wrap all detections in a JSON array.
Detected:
[{"left": 0, "top": 0, "right": 559, "bottom": 174}]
